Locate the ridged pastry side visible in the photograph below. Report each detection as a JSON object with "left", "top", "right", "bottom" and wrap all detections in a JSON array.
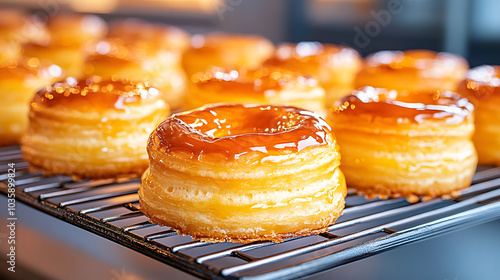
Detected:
[
  {"left": 139, "top": 104, "right": 346, "bottom": 243},
  {"left": 332, "top": 125, "right": 476, "bottom": 201},
  {"left": 22, "top": 101, "right": 167, "bottom": 179},
  {"left": 21, "top": 78, "right": 169, "bottom": 179},
  {"left": 140, "top": 143, "right": 345, "bottom": 243},
  {"left": 329, "top": 88, "right": 477, "bottom": 201}
]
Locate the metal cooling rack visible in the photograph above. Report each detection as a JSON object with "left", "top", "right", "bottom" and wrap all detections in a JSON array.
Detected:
[{"left": 1, "top": 145, "right": 500, "bottom": 279}]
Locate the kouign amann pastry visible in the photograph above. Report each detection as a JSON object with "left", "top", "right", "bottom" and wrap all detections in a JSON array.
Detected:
[
  {"left": 329, "top": 87, "right": 477, "bottom": 202},
  {"left": 139, "top": 104, "right": 346, "bottom": 243},
  {"left": 21, "top": 77, "right": 169, "bottom": 179}
]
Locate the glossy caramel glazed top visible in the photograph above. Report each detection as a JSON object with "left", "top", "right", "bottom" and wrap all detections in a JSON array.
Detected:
[
  {"left": 363, "top": 49, "right": 468, "bottom": 77},
  {"left": 151, "top": 104, "right": 333, "bottom": 160},
  {"left": 31, "top": 76, "right": 162, "bottom": 111},
  {"left": 191, "top": 67, "right": 319, "bottom": 96},
  {"left": 107, "top": 19, "right": 189, "bottom": 52},
  {"left": 47, "top": 14, "right": 107, "bottom": 46},
  {"left": 333, "top": 87, "right": 474, "bottom": 124},
  {"left": 458, "top": 65, "right": 500, "bottom": 100},
  {"left": 264, "top": 42, "right": 361, "bottom": 69},
  {"left": 0, "top": 58, "right": 63, "bottom": 81}
]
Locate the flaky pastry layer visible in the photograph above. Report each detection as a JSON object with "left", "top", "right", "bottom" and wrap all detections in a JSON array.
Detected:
[
  {"left": 21, "top": 79, "right": 169, "bottom": 179},
  {"left": 140, "top": 143, "right": 346, "bottom": 243},
  {"left": 140, "top": 107, "right": 346, "bottom": 243},
  {"left": 329, "top": 88, "right": 477, "bottom": 201}
]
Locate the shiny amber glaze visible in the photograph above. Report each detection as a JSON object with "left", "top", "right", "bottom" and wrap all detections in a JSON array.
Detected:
[
  {"left": 107, "top": 19, "right": 189, "bottom": 52},
  {"left": 152, "top": 104, "right": 332, "bottom": 160},
  {"left": 191, "top": 68, "right": 318, "bottom": 96},
  {"left": 31, "top": 77, "right": 162, "bottom": 111},
  {"left": 333, "top": 87, "right": 473, "bottom": 124},
  {"left": 458, "top": 65, "right": 500, "bottom": 100}
]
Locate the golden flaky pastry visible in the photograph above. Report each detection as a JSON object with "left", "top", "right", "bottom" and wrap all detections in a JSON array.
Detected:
[
  {"left": 21, "top": 77, "right": 169, "bottom": 179},
  {"left": 329, "top": 87, "right": 477, "bottom": 202},
  {"left": 139, "top": 104, "right": 346, "bottom": 243}
]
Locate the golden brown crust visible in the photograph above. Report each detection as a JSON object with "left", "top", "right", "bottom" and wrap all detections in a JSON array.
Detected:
[
  {"left": 140, "top": 197, "right": 344, "bottom": 243},
  {"left": 329, "top": 87, "right": 477, "bottom": 201},
  {"left": 139, "top": 104, "right": 346, "bottom": 243},
  {"left": 21, "top": 77, "right": 169, "bottom": 179}
]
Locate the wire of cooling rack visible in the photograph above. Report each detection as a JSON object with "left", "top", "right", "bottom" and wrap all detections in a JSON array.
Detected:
[{"left": 1, "top": 145, "right": 500, "bottom": 279}]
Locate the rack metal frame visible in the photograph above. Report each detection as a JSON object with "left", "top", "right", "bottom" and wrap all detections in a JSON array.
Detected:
[{"left": 1, "top": 145, "right": 500, "bottom": 279}]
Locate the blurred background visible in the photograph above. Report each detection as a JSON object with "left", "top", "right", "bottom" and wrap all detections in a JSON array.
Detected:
[{"left": 3, "top": 0, "right": 500, "bottom": 65}]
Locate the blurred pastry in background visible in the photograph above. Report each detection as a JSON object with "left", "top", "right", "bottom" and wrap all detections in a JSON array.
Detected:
[
  {"left": 0, "top": 8, "right": 48, "bottom": 66},
  {"left": 329, "top": 87, "right": 477, "bottom": 202},
  {"left": 264, "top": 42, "right": 361, "bottom": 107},
  {"left": 86, "top": 19, "right": 189, "bottom": 110},
  {"left": 22, "top": 13, "right": 107, "bottom": 77},
  {"left": 458, "top": 65, "right": 500, "bottom": 166},
  {"left": 182, "top": 32, "right": 274, "bottom": 78},
  {"left": 186, "top": 67, "right": 326, "bottom": 115},
  {"left": 21, "top": 76, "right": 169, "bottom": 180},
  {"left": 0, "top": 59, "right": 63, "bottom": 146},
  {"left": 354, "top": 50, "right": 468, "bottom": 94}
]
